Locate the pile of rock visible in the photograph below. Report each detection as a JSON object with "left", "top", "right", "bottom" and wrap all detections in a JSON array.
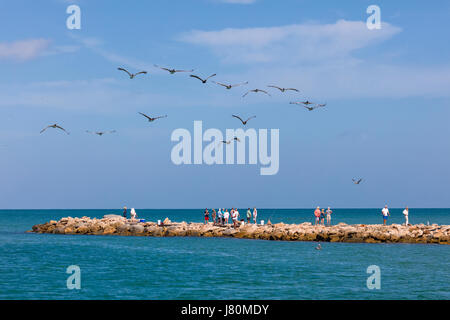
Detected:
[{"left": 30, "top": 216, "right": 450, "bottom": 245}]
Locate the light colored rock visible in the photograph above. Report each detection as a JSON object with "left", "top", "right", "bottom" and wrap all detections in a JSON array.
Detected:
[
  {"left": 31, "top": 217, "right": 450, "bottom": 245},
  {"left": 130, "top": 224, "right": 145, "bottom": 234}
]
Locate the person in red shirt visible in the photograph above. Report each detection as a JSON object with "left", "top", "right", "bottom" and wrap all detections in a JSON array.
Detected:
[
  {"left": 204, "top": 209, "right": 209, "bottom": 224},
  {"left": 314, "top": 207, "right": 321, "bottom": 225}
]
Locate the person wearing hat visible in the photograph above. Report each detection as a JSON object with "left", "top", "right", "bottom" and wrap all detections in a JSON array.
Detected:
[{"left": 314, "top": 207, "right": 321, "bottom": 225}]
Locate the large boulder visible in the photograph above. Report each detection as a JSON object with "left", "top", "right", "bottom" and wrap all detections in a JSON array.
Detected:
[
  {"left": 103, "top": 226, "right": 116, "bottom": 235},
  {"left": 76, "top": 225, "right": 89, "bottom": 234},
  {"left": 130, "top": 224, "right": 145, "bottom": 235}
]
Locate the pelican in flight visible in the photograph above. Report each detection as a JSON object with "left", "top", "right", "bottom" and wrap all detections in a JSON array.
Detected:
[
  {"left": 290, "top": 100, "right": 314, "bottom": 106},
  {"left": 232, "top": 114, "right": 256, "bottom": 125},
  {"left": 306, "top": 104, "right": 326, "bottom": 111},
  {"left": 40, "top": 124, "right": 69, "bottom": 135},
  {"left": 190, "top": 73, "right": 217, "bottom": 84},
  {"left": 86, "top": 130, "right": 116, "bottom": 136},
  {"left": 154, "top": 65, "right": 193, "bottom": 74},
  {"left": 267, "top": 85, "right": 299, "bottom": 93},
  {"left": 212, "top": 81, "right": 248, "bottom": 90},
  {"left": 219, "top": 137, "right": 240, "bottom": 144},
  {"left": 290, "top": 102, "right": 325, "bottom": 111},
  {"left": 352, "top": 178, "right": 363, "bottom": 185},
  {"left": 242, "top": 89, "right": 271, "bottom": 98},
  {"left": 117, "top": 67, "right": 147, "bottom": 79},
  {"left": 139, "top": 112, "right": 168, "bottom": 122}
]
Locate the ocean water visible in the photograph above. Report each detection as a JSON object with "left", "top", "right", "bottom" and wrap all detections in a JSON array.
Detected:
[{"left": 0, "top": 209, "right": 449, "bottom": 300}]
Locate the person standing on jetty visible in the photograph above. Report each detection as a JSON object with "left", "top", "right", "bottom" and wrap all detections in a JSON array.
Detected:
[
  {"left": 382, "top": 205, "right": 390, "bottom": 225},
  {"left": 326, "top": 207, "right": 332, "bottom": 226},
  {"left": 314, "top": 207, "right": 321, "bottom": 225},
  {"left": 217, "top": 208, "right": 222, "bottom": 225},
  {"left": 130, "top": 208, "right": 137, "bottom": 220},
  {"left": 123, "top": 206, "right": 127, "bottom": 219},
  {"left": 253, "top": 207, "right": 258, "bottom": 224},
  {"left": 212, "top": 209, "right": 216, "bottom": 224},
  {"left": 403, "top": 206, "right": 409, "bottom": 226},
  {"left": 224, "top": 209, "right": 230, "bottom": 224},
  {"left": 204, "top": 209, "right": 209, "bottom": 224},
  {"left": 232, "top": 209, "right": 239, "bottom": 228},
  {"left": 246, "top": 208, "right": 251, "bottom": 223},
  {"left": 320, "top": 209, "right": 326, "bottom": 225}
]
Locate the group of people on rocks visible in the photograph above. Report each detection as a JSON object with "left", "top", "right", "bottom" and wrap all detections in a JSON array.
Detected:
[
  {"left": 381, "top": 205, "right": 410, "bottom": 226},
  {"left": 204, "top": 208, "right": 258, "bottom": 228},
  {"left": 122, "top": 205, "right": 411, "bottom": 227},
  {"left": 122, "top": 206, "right": 137, "bottom": 220},
  {"left": 313, "top": 205, "right": 411, "bottom": 226},
  {"left": 314, "top": 207, "right": 333, "bottom": 226}
]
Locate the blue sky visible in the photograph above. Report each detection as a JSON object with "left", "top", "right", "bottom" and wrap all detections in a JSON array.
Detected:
[{"left": 1, "top": 0, "right": 449, "bottom": 209}]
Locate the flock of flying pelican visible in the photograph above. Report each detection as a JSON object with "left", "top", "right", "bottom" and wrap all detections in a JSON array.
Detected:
[
  {"left": 39, "top": 65, "right": 327, "bottom": 135},
  {"left": 38, "top": 64, "right": 361, "bottom": 184}
]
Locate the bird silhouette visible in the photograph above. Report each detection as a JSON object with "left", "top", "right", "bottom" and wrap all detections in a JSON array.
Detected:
[
  {"left": 190, "top": 73, "right": 217, "bottom": 83},
  {"left": 242, "top": 89, "right": 271, "bottom": 98},
  {"left": 219, "top": 137, "right": 241, "bottom": 145},
  {"left": 40, "top": 124, "right": 69, "bottom": 135},
  {"left": 154, "top": 65, "right": 193, "bottom": 74},
  {"left": 290, "top": 100, "right": 314, "bottom": 106},
  {"left": 117, "top": 67, "right": 147, "bottom": 79},
  {"left": 212, "top": 81, "right": 248, "bottom": 90},
  {"left": 232, "top": 115, "right": 256, "bottom": 125},
  {"left": 267, "top": 85, "right": 299, "bottom": 93},
  {"left": 139, "top": 112, "right": 167, "bottom": 122},
  {"left": 86, "top": 130, "right": 116, "bottom": 136},
  {"left": 352, "top": 178, "right": 363, "bottom": 185},
  {"left": 290, "top": 102, "right": 326, "bottom": 111}
]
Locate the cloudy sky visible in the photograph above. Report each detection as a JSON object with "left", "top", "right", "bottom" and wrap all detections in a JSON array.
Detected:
[{"left": 1, "top": 0, "right": 449, "bottom": 209}]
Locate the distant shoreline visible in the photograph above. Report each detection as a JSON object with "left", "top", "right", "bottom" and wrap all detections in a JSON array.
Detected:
[{"left": 31, "top": 216, "right": 450, "bottom": 245}]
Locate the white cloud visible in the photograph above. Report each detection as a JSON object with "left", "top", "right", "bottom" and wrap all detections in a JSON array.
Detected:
[
  {"left": 236, "top": 62, "right": 450, "bottom": 99},
  {"left": 0, "top": 39, "right": 51, "bottom": 61},
  {"left": 176, "top": 19, "right": 450, "bottom": 98},
  {"left": 179, "top": 20, "right": 401, "bottom": 64},
  {"left": 69, "top": 34, "right": 154, "bottom": 71},
  {"left": 0, "top": 77, "right": 240, "bottom": 113}
]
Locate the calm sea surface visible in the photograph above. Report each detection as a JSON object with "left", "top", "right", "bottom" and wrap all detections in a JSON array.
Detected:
[{"left": 0, "top": 209, "right": 449, "bottom": 299}]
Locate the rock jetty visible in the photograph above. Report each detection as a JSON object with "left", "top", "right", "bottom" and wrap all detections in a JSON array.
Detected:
[{"left": 30, "top": 215, "right": 450, "bottom": 245}]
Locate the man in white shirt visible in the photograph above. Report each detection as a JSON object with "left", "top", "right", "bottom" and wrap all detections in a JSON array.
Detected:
[
  {"left": 232, "top": 209, "right": 239, "bottom": 228},
  {"left": 381, "top": 205, "right": 390, "bottom": 225},
  {"left": 224, "top": 210, "right": 229, "bottom": 224},
  {"left": 403, "top": 206, "right": 409, "bottom": 226},
  {"left": 253, "top": 207, "right": 258, "bottom": 224}
]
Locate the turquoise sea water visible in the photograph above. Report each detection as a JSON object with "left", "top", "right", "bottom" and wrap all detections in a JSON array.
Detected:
[{"left": 0, "top": 209, "right": 449, "bottom": 300}]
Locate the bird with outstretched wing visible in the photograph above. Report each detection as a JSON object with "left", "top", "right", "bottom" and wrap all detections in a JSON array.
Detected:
[
  {"left": 40, "top": 124, "right": 70, "bottom": 135},
  {"left": 232, "top": 114, "right": 256, "bottom": 125},
  {"left": 190, "top": 73, "right": 217, "bottom": 83},
  {"left": 139, "top": 112, "right": 168, "bottom": 122}
]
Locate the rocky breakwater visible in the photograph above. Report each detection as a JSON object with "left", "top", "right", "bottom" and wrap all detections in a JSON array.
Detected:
[{"left": 30, "top": 215, "right": 450, "bottom": 245}]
